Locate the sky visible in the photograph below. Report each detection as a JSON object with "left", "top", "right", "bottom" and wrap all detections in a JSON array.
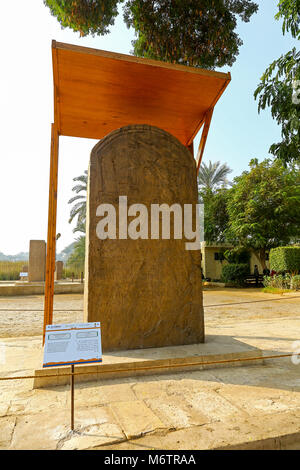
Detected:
[{"left": 0, "top": 1, "right": 298, "bottom": 255}]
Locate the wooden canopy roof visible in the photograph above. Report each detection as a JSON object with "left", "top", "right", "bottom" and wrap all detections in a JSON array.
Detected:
[{"left": 52, "top": 41, "right": 231, "bottom": 147}]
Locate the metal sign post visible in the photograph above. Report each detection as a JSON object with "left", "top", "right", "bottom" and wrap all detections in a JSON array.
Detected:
[
  {"left": 71, "top": 364, "right": 75, "bottom": 431},
  {"left": 43, "top": 322, "right": 102, "bottom": 431}
]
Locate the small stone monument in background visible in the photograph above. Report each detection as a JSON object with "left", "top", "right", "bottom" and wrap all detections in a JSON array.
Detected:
[
  {"left": 28, "top": 240, "right": 46, "bottom": 282},
  {"left": 55, "top": 261, "right": 64, "bottom": 280}
]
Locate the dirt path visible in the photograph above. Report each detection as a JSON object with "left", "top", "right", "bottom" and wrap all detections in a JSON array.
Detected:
[{"left": 0, "top": 289, "right": 299, "bottom": 338}]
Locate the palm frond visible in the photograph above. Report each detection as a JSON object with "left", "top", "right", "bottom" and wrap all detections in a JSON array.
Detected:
[
  {"left": 198, "top": 160, "right": 232, "bottom": 191},
  {"left": 68, "top": 170, "right": 88, "bottom": 231},
  {"left": 71, "top": 184, "right": 87, "bottom": 194},
  {"left": 68, "top": 194, "right": 86, "bottom": 205}
]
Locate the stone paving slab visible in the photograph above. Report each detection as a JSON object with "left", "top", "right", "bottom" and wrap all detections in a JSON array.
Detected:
[
  {"left": 1, "top": 362, "right": 300, "bottom": 449},
  {"left": 9, "top": 406, "right": 125, "bottom": 450},
  {"left": 109, "top": 400, "right": 165, "bottom": 439},
  {"left": 96, "top": 410, "right": 300, "bottom": 451},
  {"left": 0, "top": 417, "right": 16, "bottom": 448}
]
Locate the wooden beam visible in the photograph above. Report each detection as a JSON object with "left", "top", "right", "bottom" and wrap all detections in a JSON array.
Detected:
[
  {"left": 52, "top": 41, "right": 61, "bottom": 134},
  {"left": 187, "top": 141, "right": 194, "bottom": 157},
  {"left": 187, "top": 74, "right": 230, "bottom": 147},
  {"left": 55, "top": 41, "right": 231, "bottom": 82},
  {"left": 43, "top": 124, "right": 59, "bottom": 343},
  {"left": 196, "top": 108, "right": 214, "bottom": 175}
]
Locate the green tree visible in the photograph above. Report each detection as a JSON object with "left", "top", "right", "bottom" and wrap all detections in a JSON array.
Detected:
[
  {"left": 198, "top": 160, "right": 232, "bottom": 191},
  {"left": 198, "top": 160, "right": 232, "bottom": 244},
  {"left": 44, "top": 0, "right": 258, "bottom": 69},
  {"left": 68, "top": 170, "right": 87, "bottom": 234},
  {"left": 254, "top": 0, "right": 300, "bottom": 164},
  {"left": 124, "top": 0, "right": 258, "bottom": 68},
  {"left": 275, "top": 0, "right": 300, "bottom": 39},
  {"left": 199, "top": 188, "right": 230, "bottom": 244},
  {"left": 44, "top": 0, "right": 120, "bottom": 36},
  {"left": 225, "top": 158, "right": 300, "bottom": 269}
]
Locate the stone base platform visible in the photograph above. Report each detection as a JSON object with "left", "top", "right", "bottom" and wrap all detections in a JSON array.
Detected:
[
  {"left": 0, "top": 281, "right": 84, "bottom": 296},
  {"left": 33, "top": 335, "right": 263, "bottom": 388}
]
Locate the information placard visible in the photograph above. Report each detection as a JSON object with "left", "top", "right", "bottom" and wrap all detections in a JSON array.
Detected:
[{"left": 43, "top": 322, "right": 102, "bottom": 367}]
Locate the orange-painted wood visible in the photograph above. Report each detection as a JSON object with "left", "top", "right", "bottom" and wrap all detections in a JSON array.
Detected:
[
  {"left": 52, "top": 41, "right": 230, "bottom": 146},
  {"left": 196, "top": 108, "right": 214, "bottom": 175},
  {"left": 43, "top": 124, "right": 59, "bottom": 343}
]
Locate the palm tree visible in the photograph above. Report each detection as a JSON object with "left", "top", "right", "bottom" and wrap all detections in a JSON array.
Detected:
[
  {"left": 198, "top": 160, "right": 232, "bottom": 192},
  {"left": 68, "top": 170, "right": 87, "bottom": 234},
  {"left": 66, "top": 235, "right": 86, "bottom": 275}
]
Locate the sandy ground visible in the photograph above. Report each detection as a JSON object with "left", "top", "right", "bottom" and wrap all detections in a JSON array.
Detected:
[
  {"left": 0, "top": 294, "right": 83, "bottom": 338},
  {"left": 0, "top": 288, "right": 300, "bottom": 450},
  {"left": 0, "top": 288, "right": 299, "bottom": 338}
]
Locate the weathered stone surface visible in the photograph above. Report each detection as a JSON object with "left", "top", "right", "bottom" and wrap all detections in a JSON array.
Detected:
[
  {"left": 0, "top": 417, "right": 16, "bottom": 447},
  {"left": 109, "top": 400, "right": 165, "bottom": 439},
  {"left": 28, "top": 240, "right": 46, "bottom": 282},
  {"left": 84, "top": 124, "right": 204, "bottom": 351}
]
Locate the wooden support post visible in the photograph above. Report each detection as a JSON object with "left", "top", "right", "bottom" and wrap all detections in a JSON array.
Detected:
[
  {"left": 196, "top": 108, "right": 214, "bottom": 175},
  {"left": 43, "top": 124, "right": 59, "bottom": 343},
  {"left": 187, "top": 141, "right": 194, "bottom": 157}
]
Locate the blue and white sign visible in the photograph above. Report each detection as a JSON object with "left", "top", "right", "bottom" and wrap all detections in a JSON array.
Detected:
[{"left": 43, "top": 322, "right": 102, "bottom": 368}]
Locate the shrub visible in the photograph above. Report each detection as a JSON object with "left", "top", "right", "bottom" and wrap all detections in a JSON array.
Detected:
[
  {"left": 0, "top": 271, "right": 20, "bottom": 281},
  {"left": 291, "top": 275, "right": 300, "bottom": 291},
  {"left": 263, "top": 273, "right": 300, "bottom": 291},
  {"left": 0, "top": 261, "right": 26, "bottom": 281},
  {"left": 270, "top": 246, "right": 300, "bottom": 274},
  {"left": 263, "top": 274, "right": 291, "bottom": 290},
  {"left": 221, "top": 263, "right": 250, "bottom": 285},
  {"left": 263, "top": 275, "right": 271, "bottom": 288}
]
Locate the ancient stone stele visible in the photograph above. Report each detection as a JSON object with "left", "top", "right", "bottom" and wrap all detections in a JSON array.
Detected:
[{"left": 84, "top": 124, "right": 204, "bottom": 351}]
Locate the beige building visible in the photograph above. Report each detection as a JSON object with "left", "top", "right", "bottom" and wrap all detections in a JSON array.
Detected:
[{"left": 200, "top": 242, "right": 270, "bottom": 281}]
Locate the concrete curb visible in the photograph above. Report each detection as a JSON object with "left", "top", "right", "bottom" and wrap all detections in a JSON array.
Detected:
[
  {"left": 0, "top": 282, "right": 84, "bottom": 296},
  {"left": 33, "top": 344, "right": 263, "bottom": 388}
]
